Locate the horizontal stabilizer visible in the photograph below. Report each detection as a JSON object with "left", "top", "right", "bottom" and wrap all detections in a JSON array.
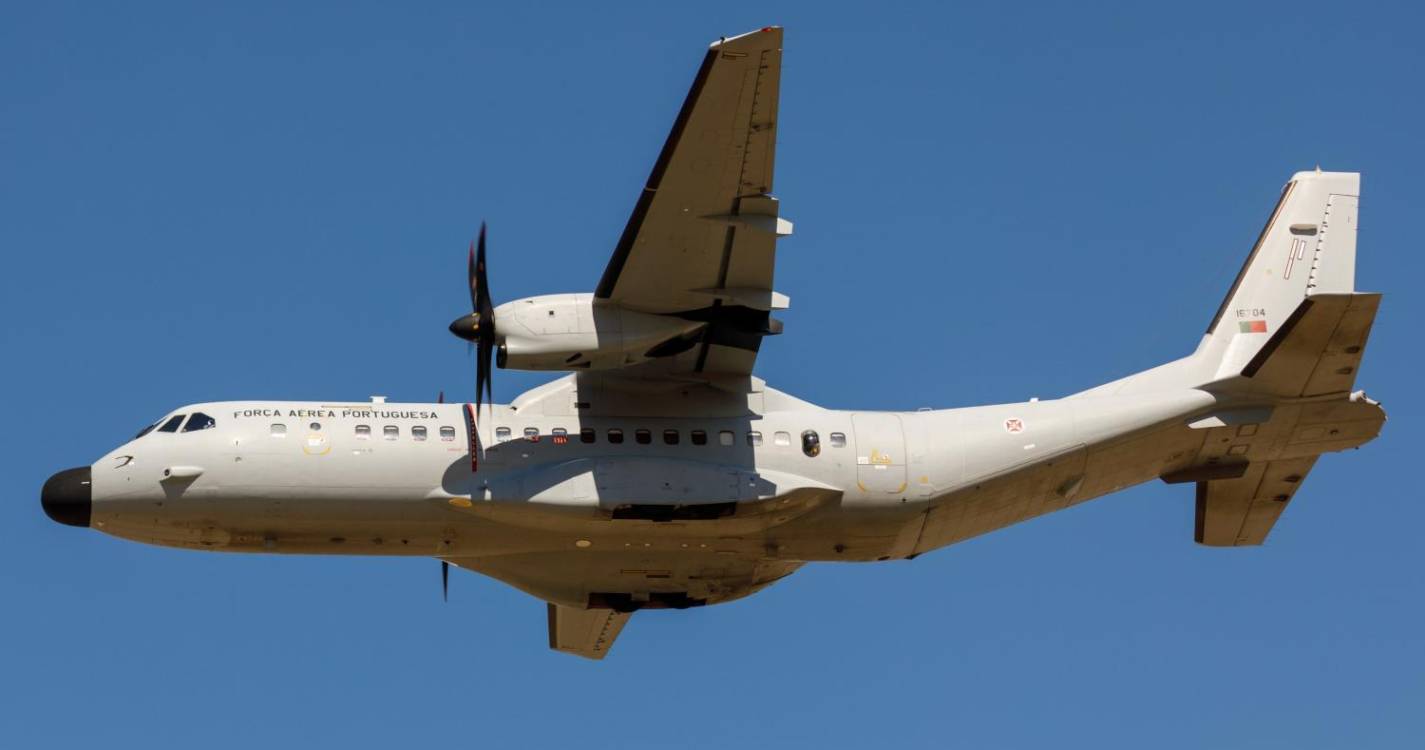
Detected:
[
  {"left": 547, "top": 603, "right": 630, "bottom": 660},
  {"left": 1214, "top": 292, "right": 1380, "bottom": 397},
  {"left": 1195, "top": 457, "right": 1318, "bottom": 547}
]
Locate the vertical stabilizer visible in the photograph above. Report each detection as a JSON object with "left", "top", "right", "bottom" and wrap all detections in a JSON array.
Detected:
[{"left": 1202, "top": 171, "right": 1360, "bottom": 381}]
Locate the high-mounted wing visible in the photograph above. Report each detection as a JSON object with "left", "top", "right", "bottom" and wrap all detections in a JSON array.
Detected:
[{"left": 595, "top": 27, "right": 790, "bottom": 377}]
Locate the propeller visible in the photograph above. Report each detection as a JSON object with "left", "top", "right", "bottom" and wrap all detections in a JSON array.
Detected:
[
  {"left": 448, "top": 223, "right": 497, "bottom": 416},
  {"left": 437, "top": 388, "right": 450, "bottom": 602}
]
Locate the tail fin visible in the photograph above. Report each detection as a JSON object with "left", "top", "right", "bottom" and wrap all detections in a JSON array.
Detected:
[
  {"left": 1073, "top": 170, "right": 1370, "bottom": 399},
  {"left": 1201, "top": 170, "right": 1361, "bottom": 382}
]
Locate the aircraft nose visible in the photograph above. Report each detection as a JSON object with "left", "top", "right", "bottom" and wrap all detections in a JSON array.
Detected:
[{"left": 41, "top": 466, "right": 92, "bottom": 528}]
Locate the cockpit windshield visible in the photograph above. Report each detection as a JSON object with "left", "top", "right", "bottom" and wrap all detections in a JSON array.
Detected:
[
  {"left": 183, "top": 412, "right": 216, "bottom": 432},
  {"left": 133, "top": 411, "right": 219, "bottom": 439},
  {"left": 157, "top": 414, "right": 186, "bottom": 433}
]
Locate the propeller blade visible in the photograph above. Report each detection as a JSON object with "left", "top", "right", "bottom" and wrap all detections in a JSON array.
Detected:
[
  {"left": 437, "top": 390, "right": 444, "bottom": 404},
  {"left": 442, "top": 560, "right": 449, "bottom": 602},
  {"left": 450, "top": 222, "right": 497, "bottom": 461},
  {"left": 474, "top": 222, "right": 491, "bottom": 314},
  {"left": 472, "top": 222, "right": 495, "bottom": 416},
  {"left": 477, "top": 329, "right": 494, "bottom": 415},
  {"left": 466, "top": 237, "right": 480, "bottom": 312}
]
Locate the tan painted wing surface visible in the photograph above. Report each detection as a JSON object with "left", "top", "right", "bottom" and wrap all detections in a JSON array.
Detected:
[
  {"left": 547, "top": 604, "right": 631, "bottom": 661},
  {"left": 594, "top": 27, "right": 786, "bottom": 377},
  {"left": 1195, "top": 458, "right": 1319, "bottom": 547}
]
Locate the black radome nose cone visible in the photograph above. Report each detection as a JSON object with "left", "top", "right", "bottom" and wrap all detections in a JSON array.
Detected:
[{"left": 42, "top": 466, "right": 91, "bottom": 528}]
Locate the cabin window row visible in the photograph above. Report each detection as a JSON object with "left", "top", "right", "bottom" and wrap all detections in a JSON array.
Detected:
[
  {"left": 264, "top": 421, "right": 846, "bottom": 457},
  {"left": 269, "top": 423, "right": 458, "bottom": 442},
  {"left": 492, "top": 427, "right": 847, "bottom": 456}
]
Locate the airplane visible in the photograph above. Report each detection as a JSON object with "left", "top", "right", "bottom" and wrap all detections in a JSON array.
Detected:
[{"left": 40, "top": 27, "right": 1385, "bottom": 659}]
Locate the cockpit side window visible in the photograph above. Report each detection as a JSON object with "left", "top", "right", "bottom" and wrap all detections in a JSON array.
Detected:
[
  {"left": 157, "top": 414, "right": 186, "bottom": 433},
  {"left": 182, "top": 412, "right": 216, "bottom": 432},
  {"left": 134, "top": 419, "right": 162, "bottom": 439}
]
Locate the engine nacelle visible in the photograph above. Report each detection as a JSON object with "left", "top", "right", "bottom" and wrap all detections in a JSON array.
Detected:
[{"left": 494, "top": 294, "right": 704, "bottom": 371}]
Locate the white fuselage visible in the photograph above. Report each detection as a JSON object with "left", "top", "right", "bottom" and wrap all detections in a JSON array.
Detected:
[{"left": 78, "top": 369, "right": 1387, "bottom": 608}]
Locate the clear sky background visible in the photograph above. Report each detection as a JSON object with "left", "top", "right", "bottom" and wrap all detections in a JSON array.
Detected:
[{"left": 3, "top": 1, "right": 1422, "bottom": 747}]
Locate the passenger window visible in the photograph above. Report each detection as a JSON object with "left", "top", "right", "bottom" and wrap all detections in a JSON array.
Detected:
[
  {"left": 309, "top": 422, "right": 322, "bottom": 431},
  {"left": 608, "top": 428, "right": 625, "bottom": 444},
  {"left": 691, "top": 430, "right": 707, "bottom": 446},
  {"left": 747, "top": 431, "right": 762, "bottom": 447},
  {"left": 829, "top": 432, "right": 847, "bottom": 448},
  {"left": 494, "top": 426, "right": 511, "bottom": 442},
  {"left": 355, "top": 425, "right": 371, "bottom": 439},
  {"left": 270, "top": 423, "right": 287, "bottom": 437},
  {"left": 774, "top": 431, "right": 791, "bottom": 446},
  {"left": 182, "top": 412, "right": 216, "bottom": 432},
  {"left": 442, "top": 426, "right": 457, "bottom": 441},
  {"left": 719, "top": 430, "right": 735, "bottom": 446},
  {"left": 157, "top": 414, "right": 185, "bottom": 433},
  {"left": 580, "top": 428, "right": 596, "bottom": 444},
  {"left": 552, "top": 428, "right": 569, "bottom": 445},
  {"left": 801, "top": 430, "right": 821, "bottom": 457},
  {"left": 635, "top": 429, "right": 651, "bottom": 445},
  {"left": 663, "top": 429, "right": 680, "bottom": 445},
  {"left": 523, "top": 427, "right": 539, "bottom": 440},
  {"left": 412, "top": 426, "right": 428, "bottom": 441},
  {"left": 383, "top": 425, "right": 399, "bottom": 440}
]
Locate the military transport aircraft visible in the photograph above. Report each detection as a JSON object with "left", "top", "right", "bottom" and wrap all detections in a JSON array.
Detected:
[{"left": 41, "top": 27, "right": 1384, "bottom": 659}]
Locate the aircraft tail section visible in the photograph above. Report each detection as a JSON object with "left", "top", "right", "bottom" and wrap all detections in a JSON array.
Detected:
[
  {"left": 1223, "top": 292, "right": 1381, "bottom": 397},
  {"left": 1200, "top": 170, "right": 1362, "bottom": 384},
  {"left": 1073, "top": 170, "right": 1376, "bottom": 399}
]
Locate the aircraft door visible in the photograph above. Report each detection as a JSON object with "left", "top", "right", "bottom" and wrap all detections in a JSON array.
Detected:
[{"left": 851, "top": 413, "right": 907, "bottom": 496}]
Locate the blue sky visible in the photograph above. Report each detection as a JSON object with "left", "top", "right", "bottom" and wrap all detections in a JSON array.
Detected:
[{"left": 3, "top": 1, "right": 1423, "bottom": 746}]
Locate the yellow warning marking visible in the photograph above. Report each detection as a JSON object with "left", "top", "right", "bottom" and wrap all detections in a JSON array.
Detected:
[
  {"left": 919, "top": 475, "right": 929, "bottom": 484},
  {"left": 300, "top": 436, "right": 330, "bottom": 459},
  {"left": 895, "top": 482, "right": 907, "bottom": 493}
]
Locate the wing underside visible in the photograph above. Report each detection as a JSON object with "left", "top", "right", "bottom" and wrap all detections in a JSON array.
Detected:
[{"left": 596, "top": 27, "right": 788, "bottom": 378}]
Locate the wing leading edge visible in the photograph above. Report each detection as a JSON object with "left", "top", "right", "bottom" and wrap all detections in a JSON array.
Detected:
[{"left": 595, "top": 27, "right": 789, "bottom": 378}]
